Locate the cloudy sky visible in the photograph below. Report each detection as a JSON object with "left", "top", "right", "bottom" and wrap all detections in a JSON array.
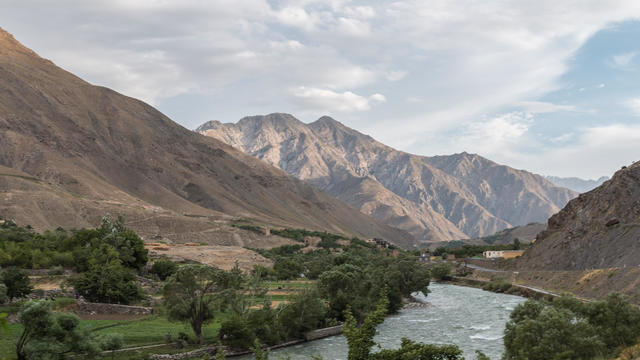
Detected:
[{"left": 2, "top": 0, "right": 640, "bottom": 179}]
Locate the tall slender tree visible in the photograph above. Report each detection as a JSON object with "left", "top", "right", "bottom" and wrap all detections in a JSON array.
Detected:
[{"left": 163, "top": 264, "right": 233, "bottom": 344}]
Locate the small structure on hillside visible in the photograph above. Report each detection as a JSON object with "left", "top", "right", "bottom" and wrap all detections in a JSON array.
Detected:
[{"left": 483, "top": 250, "right": 525, "bottom": 259}]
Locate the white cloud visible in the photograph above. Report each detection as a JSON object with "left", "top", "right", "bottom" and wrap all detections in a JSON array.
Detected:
[
  {"left": 609, "top": 51, "right": 638, "bottom": 71},
  {"left": 457, "top": 112, "right": 532, "bottom": 156},
  {"left": 517, "top": 101, "right": 576, "bottom": 114},
  {"left": 522, "top": 124, "right": 640, "bottom": 178},
  {"left": 292, "top": 87, "right": 385, "bottom": 112},
  {"left": 624, "top": 98, "right": 640, "bottom": 116},
  {"left": 405, "top": 96, "right": 424, "bottom": 103},
  {"left": 274, "top": 6, "right": 319, "bottom": 31},
  {"left": 343, "top": 6, "right": 376, "bottom": 19},
  {"left": 550, "top": 133, "right": 575, "bottom": 144},
  {"left": 336, "top": 17, "right": 371, "bottom": 37},
  {"left": 385, "top": 70, "right": 408, "bottom": 82},
  {"left": 2, "top": 0, "right": 640, "bottom": 178}
]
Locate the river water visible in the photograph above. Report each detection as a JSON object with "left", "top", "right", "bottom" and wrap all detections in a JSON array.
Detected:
[{"left": 239, "top": 283, "right": 525, "bottom": 360}]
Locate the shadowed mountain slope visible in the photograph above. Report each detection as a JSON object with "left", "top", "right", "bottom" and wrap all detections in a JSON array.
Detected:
[
  {"left": 0, "top": 27, "right": 413, "bottom": 247},
  {"left": 519, "top": 162, "right": 640, "bottom": 270}
]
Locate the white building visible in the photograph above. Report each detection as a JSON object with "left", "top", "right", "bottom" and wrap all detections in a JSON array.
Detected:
[{"left": 483, "top": 250, "right": 504, "bottom": 259}]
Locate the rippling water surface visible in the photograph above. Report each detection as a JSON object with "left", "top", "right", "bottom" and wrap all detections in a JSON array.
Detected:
[{"left": 238, "top": 283, "right": 525, "bottom": 360}]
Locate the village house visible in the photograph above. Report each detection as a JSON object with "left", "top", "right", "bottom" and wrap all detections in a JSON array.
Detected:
[{"left": 483, "top": 250, "right": 526, "bottom": 259}]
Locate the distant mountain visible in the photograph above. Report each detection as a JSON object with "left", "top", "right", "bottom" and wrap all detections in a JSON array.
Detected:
[
  {"left": 545, "top": 175, "right": 608, "bottom": 193},
  {"left": 472, "top": 223, "right": 546, "bottom": 245},
  {"left": 197, "top": 114, "right": 577, "bottom": 243},
  {"left": 0, "top": 27, "right": 413, "bottom": 247},
  {"left": 519, "top": 162, "right": 640, "bottom": 270},
  {"left": 428, "top": 222, "right": 546, "bottom": 250}
]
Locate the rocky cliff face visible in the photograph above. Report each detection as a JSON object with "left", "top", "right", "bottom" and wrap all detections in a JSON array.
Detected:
[
  {"left": 0, "top": 27, "right": 413, "bottom": 247},
  {"left": 519, "top": 162, "right": 640, "bottom": 270},
  {"left": 197, "top": 114, "right": 577, "bottom": 243}
]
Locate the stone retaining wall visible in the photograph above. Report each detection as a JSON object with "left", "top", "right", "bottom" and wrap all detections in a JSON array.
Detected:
[
  {"left": 73, "top": 302, "right": 153, "bottom": 315},
  {"left": 304, "top": 325, "right": 343, "bottom": 341}
]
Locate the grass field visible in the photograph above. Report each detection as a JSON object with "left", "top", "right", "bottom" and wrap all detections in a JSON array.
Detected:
[
  {"left": 0, "top": 313, "right": 226, "bottom": 360},
  {"left": 0, "top": 280, "right": 316, "bottom": 359}
]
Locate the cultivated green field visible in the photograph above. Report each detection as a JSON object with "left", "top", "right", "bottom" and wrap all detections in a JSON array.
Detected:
[{"left": 0, "top": 280, "right": 316, "bottom": 359}]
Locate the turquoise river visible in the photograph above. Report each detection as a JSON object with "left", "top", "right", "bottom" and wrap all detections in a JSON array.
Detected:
[{"left": 240, "top": 283, "right": 526, "bottom": 360}]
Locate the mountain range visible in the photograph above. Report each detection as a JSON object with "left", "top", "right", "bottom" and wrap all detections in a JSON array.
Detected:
[
  {"left": 0, "top": 27, "right": 413, "bottom": 247},
  {"left": 545, "top": 175, "right": 609, "bottom": 193},
  {"left": 197, "top": 114, "right": 578, "bottom": 243}
]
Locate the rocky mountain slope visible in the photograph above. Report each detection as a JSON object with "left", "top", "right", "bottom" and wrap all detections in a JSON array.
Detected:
[
  {"left": 0, "top": 27, "right": 414, "bottom": 247},
  {"left": 519, "top": 162, "right": 640, "bottom": 270},
  {"left": 545, "top": 175, "right": 608, "bottom": 193},
  {"left": 197, "top": 114, "right": 577, "bottom": 243}
]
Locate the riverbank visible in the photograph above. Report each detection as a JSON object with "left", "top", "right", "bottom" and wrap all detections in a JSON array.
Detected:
[
  {"left": 443, "top": 276, "right": 556, "bottom": 301},
  {"left": 458, "top": 262, "right": 640, "bottom": 304},
  {"left": 231, "top": 283, "right": 525, "bottom": 360}
]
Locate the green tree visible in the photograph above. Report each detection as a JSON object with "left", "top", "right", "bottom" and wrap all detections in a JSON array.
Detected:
[
  {"left": 503, "top": 300, "right": 605, "bottom": 360},
  {"left": 586, "top": 293, "right": 640, "bottom": 349},
  {"left": 0, "top": 312, "right": 8, "bottom": 333},
  {"left": 251, "top": 339, "right": 270, "bottom": 360},
  {"left": 1, "top": 267, "right": 33, "bottom": 301},
  {"left": 343, "top": 292, "right": 389, "bottom": 360},
  {"left": 70, "top": 259, "right": 143, "bottom": 304},
  {"left": 430, "top": 262, "right": 451, "bottom": 281},
  {"left": 371, "top": 338, "right": 463, "bottom": 360},
  {"left": 273, "top": 259, "right": 304, "bottom": 280},
  {"left": 99, "top": 214, "right": 148, "bottom": 270},
  {"left": 513, "top": 238, "right": 521, "bottom": 250},
  {"left": 16, "top": 300, "right": 99, "bottom": 360},
  {"left": 151, "top": 259, "right": 179, "bottom": 280},
  {"left": 163, "top": 264, "right": 232, "bottom": 344},
  {"left": 0, "top": 283, "right": 7, "bottom": 303},
  {"left": 278, "top": 291, "right": 327, "bottom": 339},
  {"left": 101, "top": 333, "right": 124, "bottom": 360}
]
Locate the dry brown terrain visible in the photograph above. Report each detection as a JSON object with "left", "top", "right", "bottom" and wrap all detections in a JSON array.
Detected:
[
  {"left": 518, "top": 161, "right": 640, "bottom": 270},
  {"left": 0, "top": 27, "right": 413, "bottom": 246},
  {"left": 468, "top": 267, "right": 640, "bottom": 303},
  {"left": 146, "top": 243, "right": 273, "bottom": 271}
]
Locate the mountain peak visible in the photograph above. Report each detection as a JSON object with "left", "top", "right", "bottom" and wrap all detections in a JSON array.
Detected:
[
  {"left": 308, "top": 115, "right": 370, "bottom": 140},
  {"left": 0, "top": 27, "right": 39, "bottom": 58},
  {"left": 194, "top": 120, "right": 223, "bottom": 133},
  {"left": 238, "top": 113, "right": 304, "bottom": 128},
  {"left": 311, "top": 115, "right": 348, "bottom": 129}
]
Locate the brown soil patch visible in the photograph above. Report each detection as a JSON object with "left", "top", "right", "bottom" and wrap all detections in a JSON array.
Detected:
[
  {"left": 250, "top": 300, "right": 289, "bottom": 309},
  {"left": 265, "top": 290, "right": 301, "bottom": 296},
  {"left": 30, "top": 276, "right": 65, "bottom": 291},
  {"left": 146, "top": 243, "right": 272, "bottom": 271}
]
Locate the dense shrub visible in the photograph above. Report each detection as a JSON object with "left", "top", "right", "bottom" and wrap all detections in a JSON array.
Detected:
[
  {"left": 430, "top": 263, "right": 451, "bottom": 281},
  {"left": 1, "top": 267, "right": 32, "bottom": 301},
  {"left": 482, "top": 279, "right": 512, "bottom": 293},
  {"left": 504, "top": 294, "right": 640, "bottom": 359},
  {"left": 151, "top": 259, "right": 179, "bottom": 280},
  {"left": 69, "top": 260, "right": 143, "bottom": 304},
  {"left": 0, "top": 214, "right": 147, "bottom": 271}
]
